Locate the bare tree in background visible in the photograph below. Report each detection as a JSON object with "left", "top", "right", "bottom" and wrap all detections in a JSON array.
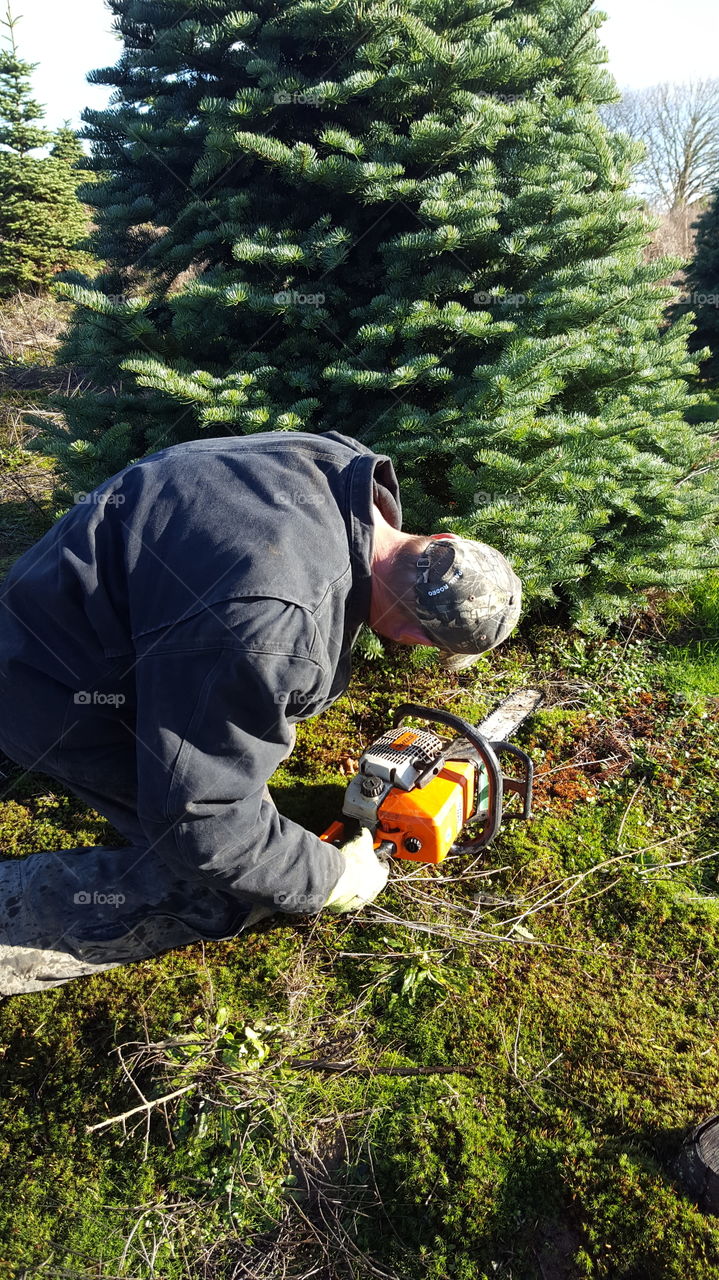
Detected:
[{"left": 603, "top": 79, "right": 719, "bottom": 212}]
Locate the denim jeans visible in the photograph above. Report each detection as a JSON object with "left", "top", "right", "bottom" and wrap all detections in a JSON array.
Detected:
[{"left": 0, "top": 722, "right": 294, "bottom": 993}]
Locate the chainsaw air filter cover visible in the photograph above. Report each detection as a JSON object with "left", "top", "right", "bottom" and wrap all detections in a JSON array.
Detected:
[{"left": 359, "top": 726, "right": 444, "bottom": 790}]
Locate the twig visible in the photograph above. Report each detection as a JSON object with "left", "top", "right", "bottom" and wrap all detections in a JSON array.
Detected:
[
  {"left": 616, "top": 780, "right": 645, "bottom": 850},
  {"left": 286, "top": 1058, "right": 484, "bottom": 1076},
  {"left": 86, "top": 1082, "right": 198, "bottom": 1134},
  {"left": 536, "top": 753, "right": 623, "bottom": 777},
  {"left": 637, "top": 849, "right": 719, "bottom": 876}
]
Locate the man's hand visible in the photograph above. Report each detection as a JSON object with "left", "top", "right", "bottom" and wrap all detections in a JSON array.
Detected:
[{"left": 323, "top": 827, "right": 389, "bottom": 915}]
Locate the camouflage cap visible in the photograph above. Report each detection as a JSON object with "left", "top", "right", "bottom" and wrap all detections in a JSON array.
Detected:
[{"left": 415, "top": 534, "right": 522, "bottom": 671}]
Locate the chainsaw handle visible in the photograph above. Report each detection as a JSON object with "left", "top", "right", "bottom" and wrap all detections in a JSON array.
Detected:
[
  {"left": 319, "top": 818, "right": 395, "bottom": 862},
  {"left": 492, "top": 741, "right": 534, "bottom": 821},
  {"left": 391, "top": 702, "right": 503, "bottom": 848},
  {"left": 393, "top": 701, "right": 497, "bottom": 740}
]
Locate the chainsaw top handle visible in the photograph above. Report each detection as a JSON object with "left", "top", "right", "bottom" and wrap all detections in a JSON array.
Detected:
[{"left": 391, "top": 702, "right": 504, "bottom": 847}]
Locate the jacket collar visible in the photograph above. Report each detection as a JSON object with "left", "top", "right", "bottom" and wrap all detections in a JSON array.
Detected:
[{"left": 346, "top": 452, "right": 403, "bottom": 638}]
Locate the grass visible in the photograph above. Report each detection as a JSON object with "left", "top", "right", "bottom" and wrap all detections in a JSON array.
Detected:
[
  {"left": 656, "top": 576, "right": 719, "bottom": 709},
  {"left": 1, "top": 595, "right": 719, "bottom": 1277},
  {"left": 0, "top": 387, "right": 56, "bottom": 578},
  {"left": 0, "top": 291, "right": 73, "bottom": 573},
  {"left": 2, "top": 321, "right": 719, "bottom": 1274},
  {"left": 0, "top": 290, "right": 72, "bottom": 367}
]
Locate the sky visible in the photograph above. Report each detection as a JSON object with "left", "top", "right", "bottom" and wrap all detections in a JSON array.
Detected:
[
  {"left": 11, "top": 0, "right": 719, "bottom": 131},
  {"left": 597, "top": 0, "right": 718, "bottom": 89}
]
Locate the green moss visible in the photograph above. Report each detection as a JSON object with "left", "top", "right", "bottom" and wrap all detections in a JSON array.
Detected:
[{"left": 1, "top": 620, "right": 719, "bottom": 1275}]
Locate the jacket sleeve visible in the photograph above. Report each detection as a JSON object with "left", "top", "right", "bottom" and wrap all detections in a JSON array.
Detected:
[{"left": 133, "top": 611, "right": 346, "bottom": 915}]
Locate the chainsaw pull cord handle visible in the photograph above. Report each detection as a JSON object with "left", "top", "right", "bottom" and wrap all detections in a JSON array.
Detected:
[{"left": 391, "top": 702, "right": 504, "bottom": 848}]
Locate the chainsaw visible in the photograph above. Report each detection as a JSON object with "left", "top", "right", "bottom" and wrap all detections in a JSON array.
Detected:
[{"left": 320, "top": 689, "right": 543, "bottom": 864}]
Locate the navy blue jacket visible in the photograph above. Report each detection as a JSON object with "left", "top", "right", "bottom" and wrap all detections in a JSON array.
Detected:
[{"left": 0, "top": 431, "right": 403, "bottom": 914}]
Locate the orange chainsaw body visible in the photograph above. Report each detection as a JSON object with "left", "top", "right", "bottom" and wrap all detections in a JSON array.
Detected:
[
  {"left": 321, "top": 759, "right": 476, "bottom": 864},
  {"left": 320, "top": 698, "right": 540, "bottom": 869}
]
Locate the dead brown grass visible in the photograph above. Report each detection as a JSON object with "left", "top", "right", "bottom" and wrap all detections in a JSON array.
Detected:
[{"left": 0, "top": 290, "right": 71, "bottom": 365}]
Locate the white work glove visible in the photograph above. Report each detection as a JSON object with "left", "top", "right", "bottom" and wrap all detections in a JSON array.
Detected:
[{"left": 323, "top": 826, "right": 389, "bottom": 915}]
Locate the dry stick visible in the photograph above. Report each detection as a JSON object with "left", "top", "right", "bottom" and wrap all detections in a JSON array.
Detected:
[
  {"left": 8, "top": 407, "right": 24, "bottom": 447},
  {"left": 365, "top": 908, "right": 562, "bottom": 949},
  {"left": 90, "top": 1060, "right": 485, "bottom": 1136},
  {"left": 115, "top": 1041, "right": 160, "bottom": 1161},
  {"left": 500, "top": 1014, "right": 555, "bottom": 1119},
  {"left": 535, "top": 752, "right": 624, "bottom": 778},
  {"left": 400, "top": 821, "right": 698, "bottom": 935},
  {"left": 86, "top": 1082, "right": 198, "bottom": 1134},
  {"left": 494, "top": 847, "right": 643, "bottom": 935},
  {"left": 513, "top": 1006, "right": 523, "bottom": 1077},
  {"left": 471, "top": 833, "right": 699, "bottom": 938},
  {"left": 386, "top": 849, "right": 622, "bottom": 939},
  {"left": 616, "top": 779, "right": 645, "bottom": 849},
  {"left": 118, "top": 1208, "right": 156, "bottom": 1275},
  {"left": 430, "top": 862, "right": 513, "bottom": 883},
  {"left": 286, "top": 1058, "right": 484, "bottom": 1076},
  {"left": 384, "top": 842, "right": 639, "bottom": 944},
  {"left": 638, "top": 849, "right": 719, "bottom": 876}
]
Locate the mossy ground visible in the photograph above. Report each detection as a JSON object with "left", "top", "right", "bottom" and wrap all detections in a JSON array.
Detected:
[
  {"left": 2, "top": 329, "right": 719, "bottom": 1276},
  {"left": 0, "top": 574, "right": 718, "bottom": 1277}
]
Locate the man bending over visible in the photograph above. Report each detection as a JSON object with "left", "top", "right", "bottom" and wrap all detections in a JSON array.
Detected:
[{"left": 0, "top": 430, "right": 521, "bottom": 995}]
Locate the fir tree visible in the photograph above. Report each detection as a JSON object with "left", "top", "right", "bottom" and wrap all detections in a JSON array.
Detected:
[
  {"left": 0, "top": 7, "right": 90, "bottom": 296},
  {"left": 0, "top": 3, "right": 44, "bottom": 156},
  {"left": 50, "top": 124, "right": 86, "bottom": 170},
  {"left": 680, "top": 191, "right": 719, "bottom": 383},
  {"left": 42, "top": 0, "right": 719, "bottom": 627}
]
